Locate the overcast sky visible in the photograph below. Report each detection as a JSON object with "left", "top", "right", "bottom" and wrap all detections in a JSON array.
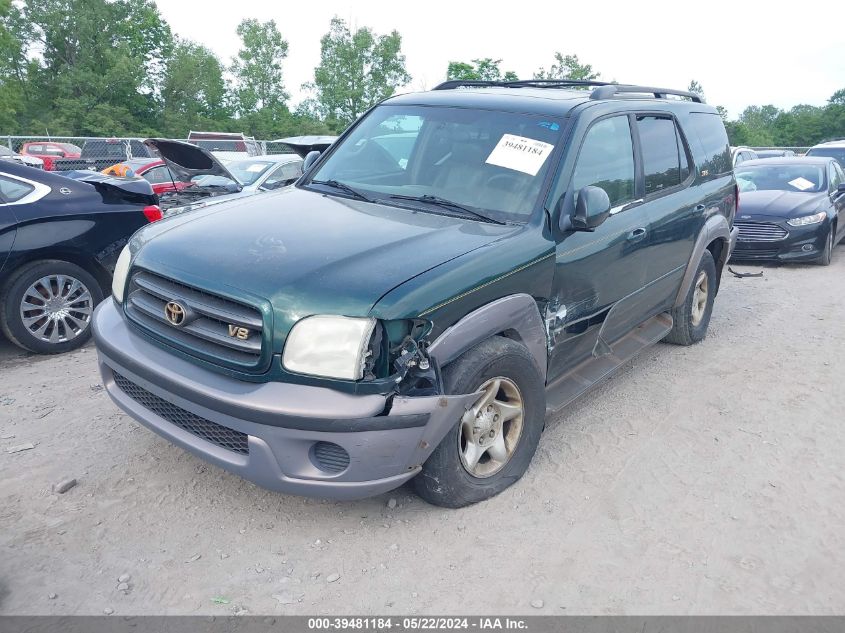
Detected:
[{"left": 156, "top": 0, "right": 844, "bottom": 120}]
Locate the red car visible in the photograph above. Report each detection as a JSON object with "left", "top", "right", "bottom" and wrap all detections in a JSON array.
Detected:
[
  {"left": 19, "top": 141, "right": 82, "bottom": 171},
  {"left": 106, "top": 158, "right": 193, "bottom": 195}
]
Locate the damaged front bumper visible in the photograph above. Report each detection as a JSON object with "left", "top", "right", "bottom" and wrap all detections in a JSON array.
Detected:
[{"left": 92, "top": 300, "right": 478, "bottom": 500}]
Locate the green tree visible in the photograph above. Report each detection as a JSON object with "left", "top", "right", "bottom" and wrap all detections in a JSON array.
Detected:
[
  {"left": 0, "top": 0, "right": 28, "bottom": 131},
  {"left": 231, "top": 18, "right": 289, "bottom": 114},
  {"left": 687, "top": 80, "right": 704, "bottom": 97},
  {"left": 446, "top": 58, "right": 517, "bottom": 82},
  {"left": 306, "top": 17, "right": 411, "bottom": 128},
  {"left": 21, "top": 0, "right": 172, "bottom": 135},
  {"left": 829, "top": 88, "right": 845, "bottom": 106},
  {"left": 534, "top": 53, "right": 599, "bottom": 84},
  {"left": 161, "top": 40, "right": 231, "bottom": 137}
]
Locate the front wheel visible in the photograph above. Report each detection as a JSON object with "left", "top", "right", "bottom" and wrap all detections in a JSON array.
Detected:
[
  {"left": 664, "top": 250, "right": 717, "bottom": 346},
  {"left": 413, "top": 337, "right": 545, "bottom": 508},
  {"left": 0, "top": 260, "right": 103, "bottom": 354},
  {"left": 816, "top": 227, "right": 834, "bottom": 266}
]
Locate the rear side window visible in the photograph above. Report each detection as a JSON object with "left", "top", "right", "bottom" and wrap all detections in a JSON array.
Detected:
[
  {"left": 637, "top": 116, "right": 688, "bottom": 195},
  {"left": 684, "top": 113, "right": 731, "bottom": 177},
  {"left": 0, "top": 176, "right": 34, "bottom": 203},
  {"left": 572, "top": 116, "right": 636, "bottom": 207}
]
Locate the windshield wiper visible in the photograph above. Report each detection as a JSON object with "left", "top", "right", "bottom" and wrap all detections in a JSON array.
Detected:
[
  {"left": 311, "top": 179, "right": 373, "bottom": 202},
  {"left": 384, "top": 194, "right": 506, "bottom": 225}
]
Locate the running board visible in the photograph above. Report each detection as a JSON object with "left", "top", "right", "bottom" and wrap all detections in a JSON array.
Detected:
[{"left": 544, "top": 312, "right": 673, "bottom": 414}]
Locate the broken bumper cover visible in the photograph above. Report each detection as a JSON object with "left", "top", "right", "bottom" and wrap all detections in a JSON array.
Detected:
[{"left": 92, "top": 300, "right": 477, "bottom": 500}]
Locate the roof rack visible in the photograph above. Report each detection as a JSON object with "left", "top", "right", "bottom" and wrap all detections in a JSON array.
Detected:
[
  {"left": 433, "top": 79, "right": 611, "bottom": 91},
  {"left": 589, "top": 84, "right": 704, "bottom": 103},
  {"left": 431, "top": 79, "right": 705, "bottom": 103}
]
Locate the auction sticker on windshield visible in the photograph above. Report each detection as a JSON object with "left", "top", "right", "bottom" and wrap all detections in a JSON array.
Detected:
[
  {"left": 485, "top": 134, "right": 554, "bottom": 176},
  {"left": 788, "top": 177, "right": 815, "bottom": 191}
]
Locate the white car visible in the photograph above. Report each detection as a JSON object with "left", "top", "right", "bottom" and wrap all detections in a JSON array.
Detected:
[
  {"left": 731, "top": 146, "right": 758, "bottom": 167},
  {"left": 806, "top": 139, "right": 845, "bottom": 169},
  {"left": 145, "top": 138, "right": 303, "bottom": 216},
  {"left": 0, "top": 144, "right": 44, "bottom": 169}
]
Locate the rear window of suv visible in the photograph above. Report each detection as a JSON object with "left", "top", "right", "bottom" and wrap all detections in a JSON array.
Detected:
[{"left": 685, "top": 112, "right": 731, "bottom": 177}]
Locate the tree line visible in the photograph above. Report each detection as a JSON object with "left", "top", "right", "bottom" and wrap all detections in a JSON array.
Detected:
[{"left": 1, "top": 0, "right": 843, "bottom": 146}]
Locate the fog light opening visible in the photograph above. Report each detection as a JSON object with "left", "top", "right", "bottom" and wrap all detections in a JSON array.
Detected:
[
  {"left": 311, "top": 441, "right": 350, "bottom": 473},
  {"left": 802, "top": 244, "right": 814, "bottom": 252}
]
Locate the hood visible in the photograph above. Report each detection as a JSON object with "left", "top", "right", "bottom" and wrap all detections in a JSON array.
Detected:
[
  {"left": 275, "top": 135, "right": 337, "bottom": 158},
  {"left": 738, "top": 190, "right": 829, "bottom": 219},
  {"left": 144, "top": 138, "right": 239, "bottom": 185},
  {"left": 132, "top": 187, "right": 516, "bottom": 343}
]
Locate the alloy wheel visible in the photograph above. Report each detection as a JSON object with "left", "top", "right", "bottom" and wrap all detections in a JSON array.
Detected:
[
  {"left": 458, "top": 376, "right": 525, "bottom": 478},
  {"left": 19, "top": 274, "right": 94, "bottom": 344},
  {"left": 690, "top": 270, "right": 709, "bottom": 327}
]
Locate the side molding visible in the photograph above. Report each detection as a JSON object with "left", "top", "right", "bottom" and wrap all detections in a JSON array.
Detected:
[
  {"left": 674, "top": 215, "right": 731, "bottom": 308},
  {"left": 427, "top": 293, "right": 548, "bottom": 380}
]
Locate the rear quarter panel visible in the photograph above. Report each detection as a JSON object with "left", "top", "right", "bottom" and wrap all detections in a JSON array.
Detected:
[{"left": 3, "top": 183, "right": 150, "bottom": 290}]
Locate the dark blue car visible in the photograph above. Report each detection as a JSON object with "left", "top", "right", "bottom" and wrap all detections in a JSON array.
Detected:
[
  {"left": 0, "top": 161, "right": 160, "bottom": 353},
  {"left": 732, "top": 157, "right": 845, "bottom": 265}
]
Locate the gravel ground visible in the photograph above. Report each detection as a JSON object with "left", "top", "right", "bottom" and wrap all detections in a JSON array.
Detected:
[{"left": 1, "top": 252, "right": 844, "bottom": 616}]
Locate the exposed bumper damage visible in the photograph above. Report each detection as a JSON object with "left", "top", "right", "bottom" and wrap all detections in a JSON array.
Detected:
[{"left": 92, "top": 301, "right": 478, "bottom": 500}]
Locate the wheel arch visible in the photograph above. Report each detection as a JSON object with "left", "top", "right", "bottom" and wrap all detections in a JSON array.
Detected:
[
  {"left": 1, "top": 250, "right": 111, "bottom": 296},
  {"left": 427, "top": 293, "right": 548, "bottom": 381},
  {"left": 674, "top": 215, "right": 731, "bottom": 308}
]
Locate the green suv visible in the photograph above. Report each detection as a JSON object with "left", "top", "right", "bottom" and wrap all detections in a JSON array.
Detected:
[{"left": 93, "top": 80, "right": 738, "bottom": 508}]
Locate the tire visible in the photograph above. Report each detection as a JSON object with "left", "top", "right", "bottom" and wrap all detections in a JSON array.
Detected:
[
  {"left": 816, "top": 227, "right": 834, "bottom": 266},
  {"left": 664, "top": 250, "right": 717, "bottom": 346},
  {"left": 0, "top": 260, "right": 103, "bottom": 354},
  {"left": 413, "top": 336, "right": 545, "bottom": 508}
]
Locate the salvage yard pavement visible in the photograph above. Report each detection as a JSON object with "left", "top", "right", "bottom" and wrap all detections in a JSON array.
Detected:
[{"left": 1, "top": 256, "right": 844, "bottom": 615}]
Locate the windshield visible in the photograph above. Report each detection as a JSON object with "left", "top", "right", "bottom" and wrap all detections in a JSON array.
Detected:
[
  {"left": 307, "top": 105, "right": 564, "bottom": 223},
  {"left": 736, "top": 164, "right": 827, "bottom": 193},
  {"left": 194, "top": 159, "right": 275, "bottom": 187},
  {"left": 806, "top": 147, "right": 845, "bottom": 167}
]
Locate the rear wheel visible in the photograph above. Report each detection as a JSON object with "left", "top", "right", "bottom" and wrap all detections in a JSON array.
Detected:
[
  {"left": 413, "top": 337, "right": 545, "bottom": 508},
  {"left": 0, "top": 260, "right": 103, "bottom": 354},
  {"left": 664, "top": 250, "right": 717, "bottom": 346}
]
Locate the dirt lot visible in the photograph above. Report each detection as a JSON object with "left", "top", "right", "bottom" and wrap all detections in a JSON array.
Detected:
[{"left": 1, "top": 253, "right": 844, "bottom": 616}]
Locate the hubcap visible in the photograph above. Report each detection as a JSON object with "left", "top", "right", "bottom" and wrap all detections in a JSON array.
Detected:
[
  {"left": 458, "top": 377, "right": 524, "bottom": 478},
  {"left": 19, "top": 275, "right": 93, "bottom": 344},
  {"left": 690, "top": 270, "right": 708, "bottom": 327}
]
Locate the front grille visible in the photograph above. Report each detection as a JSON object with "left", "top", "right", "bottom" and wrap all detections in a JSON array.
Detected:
[
  {"left": 113, "top": 371, "right": 249, "bottom": 455},
  {"left": 732, "top": 246, "right": 781, "bottom": 259},
  {"left": 735, "top": 221, "right": 788, "bottom": 242},
  {"left": 125, "top": 270, "right": 265, "bottom": 369},
  {"left": 312, "top": 442, "right": 350, "bottom": 473}
]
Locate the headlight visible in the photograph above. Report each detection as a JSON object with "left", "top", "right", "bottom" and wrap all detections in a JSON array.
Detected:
[
  {"left": 787, "top": 212, "right": 826, "bottom": 227},
  {"left": 111, "top": 245, "right": 131, "bottom": 303},
  {"left": 283, "top": 315, "right": 377, "bottom": 380}
]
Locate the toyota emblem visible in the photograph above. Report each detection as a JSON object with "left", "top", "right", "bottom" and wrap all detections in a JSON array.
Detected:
[{"left": 164, "top": 301, "right": 187, "bottom": 326}]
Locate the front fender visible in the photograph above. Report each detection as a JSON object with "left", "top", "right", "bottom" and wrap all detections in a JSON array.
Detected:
[{"left": 427, "top": 293, "right": 548, "bottom": 380}]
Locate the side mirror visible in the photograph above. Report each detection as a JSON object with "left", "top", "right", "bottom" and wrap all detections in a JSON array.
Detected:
[
  {"left": 571, "top": 186, "right": 611, "bottom": 231},
  {"left": 302, "top": 150, "right": 321, "bottom": 173},
  {"left": 837, "top": 183, "right": 845, "bottom": 194}
]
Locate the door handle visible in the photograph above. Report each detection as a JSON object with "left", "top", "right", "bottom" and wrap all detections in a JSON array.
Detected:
[
  {"left": 627, "top": 227, "right": 647, "bottom": 241},
  {"left": 694, "top": 204, "right": 706, "bottom": 213}
]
